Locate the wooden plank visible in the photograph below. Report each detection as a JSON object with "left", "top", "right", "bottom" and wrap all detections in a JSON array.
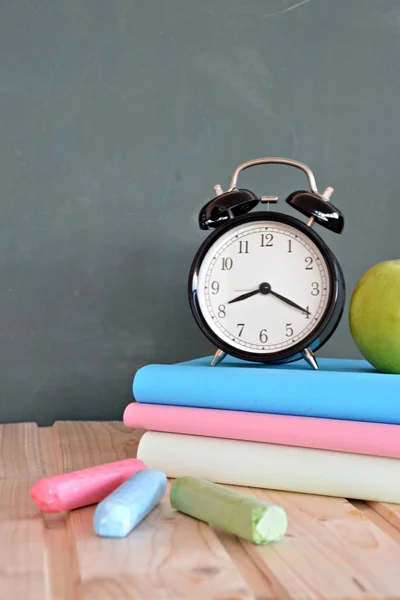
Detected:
[
  {"left": 38, "top": 425, "right": 81, "bottom": 600},
  {"left": 367, "top": 501, "right": 400, "bottom": 532},
  {"left": 0, "top": 422, "right": 43, "bottom": 479},
  {"left": 54, "top": 421, "right": 141, "bottom": 472},
  {"left": 351, "top": 500, "right": 400, "bottom": 544},
  {"left": 53, "top": 421, "right": 254, "bottom": 600},
  {"left": 216, "top": 531, "right": 277, "bottom": 600},
  {"left": 231, "top": 486, "right": 400, "bottom": 600},
  {"left": 0, "top": 422, "right": 43, "bottom": 520},
  {"left": 0, "top": 423, "right": 48, "bottom": 600}
]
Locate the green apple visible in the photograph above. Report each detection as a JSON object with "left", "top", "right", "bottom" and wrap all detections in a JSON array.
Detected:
[{"left": 349, "top": 260, "right": 400, "bottom": 374}]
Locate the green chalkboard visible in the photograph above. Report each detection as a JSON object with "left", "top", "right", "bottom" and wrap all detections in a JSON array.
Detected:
[{"left": 1, "top": 0, "right": 399, "bottom": 423}]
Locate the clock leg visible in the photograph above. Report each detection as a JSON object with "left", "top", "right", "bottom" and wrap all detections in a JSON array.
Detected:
[
  {"left": 210, "top": 349, "right": 226, "bottom": 366},
  {"left": 302, "top": 347, "right": 319, "bottom": 370}
]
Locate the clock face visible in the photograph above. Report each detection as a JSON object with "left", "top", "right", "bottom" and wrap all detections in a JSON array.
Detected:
[{"left": 193, "top": 217, "right": 332, "bottom": 356}]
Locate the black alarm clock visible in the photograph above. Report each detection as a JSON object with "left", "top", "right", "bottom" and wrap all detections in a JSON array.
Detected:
[{"left": 188, "top": 157, "right": 345, "bottom": 370}]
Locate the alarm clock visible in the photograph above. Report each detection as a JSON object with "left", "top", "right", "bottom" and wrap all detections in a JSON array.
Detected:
[{"left": 188, "top": 157, "right": 345, "bottom": 370}]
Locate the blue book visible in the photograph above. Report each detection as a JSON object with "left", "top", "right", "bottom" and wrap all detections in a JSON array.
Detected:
[{"left": 132, "top": 355, "right": 400, "bottom": 424}]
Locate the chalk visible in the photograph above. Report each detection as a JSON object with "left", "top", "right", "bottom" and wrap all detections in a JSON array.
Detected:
[
  {"left": 93, "top": 469, "right": 167, "bottom": 538},
  {"left": 29, "top": 459, "right": 147, "bottom": 513},
  {"left": 170, "top": 476, "right": 287, "bottom": 545}
]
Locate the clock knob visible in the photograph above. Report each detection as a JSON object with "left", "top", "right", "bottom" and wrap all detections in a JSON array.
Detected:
[
  {"left": 285, "top": 188, "right": 344, "bottom": 234},
  {"left": 198, "top": 189, "right": 259, "bottom": 230}
]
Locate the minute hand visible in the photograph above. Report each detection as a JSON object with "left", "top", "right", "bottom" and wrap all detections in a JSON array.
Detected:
[{"left": 269, "top": 290, "right": 311, "bottom": 316}]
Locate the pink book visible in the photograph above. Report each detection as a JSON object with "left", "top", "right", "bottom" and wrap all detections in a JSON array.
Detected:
[{"left": 123, "top": 403, "right": 400, "bottom": 458}]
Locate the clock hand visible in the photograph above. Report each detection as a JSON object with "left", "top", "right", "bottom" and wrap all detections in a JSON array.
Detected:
[
  {"left": 228, "top": 281, "right": 272, "bottom": 304},
  {"left": 228, "top": 282, "right": 311, "bottom": 317},
  {"left": 228, "top": 288, "right": 260, "bottom": 304},
  {"left": 269, "top": 289, "right": 311, "bottom": 316}
]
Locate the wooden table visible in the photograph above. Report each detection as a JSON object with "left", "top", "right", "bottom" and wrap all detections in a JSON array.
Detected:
[{"left": 2, "top": 421, "right": 400, "bottom": 600}]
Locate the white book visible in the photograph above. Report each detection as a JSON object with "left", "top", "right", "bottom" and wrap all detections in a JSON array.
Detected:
[{"left": 137, "top": 431, "right": 400, "bottom": 504}]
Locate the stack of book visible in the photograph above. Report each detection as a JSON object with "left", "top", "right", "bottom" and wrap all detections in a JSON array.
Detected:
[{"left": 123, "top": 355, "right": 400, "bottom": 503}]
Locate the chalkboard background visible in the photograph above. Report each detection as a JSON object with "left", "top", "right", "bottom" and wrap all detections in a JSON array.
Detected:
[{"left": 1, "top": 0, "right": 400, "bottom": 424}]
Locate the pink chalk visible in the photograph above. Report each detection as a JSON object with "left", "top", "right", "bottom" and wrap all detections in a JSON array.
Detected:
[
  {"left": 123, "top": 402, "right": 400, "bottom": 459},
  {"left": 30, "top": 458, "right": 147, "bottom": 513}
]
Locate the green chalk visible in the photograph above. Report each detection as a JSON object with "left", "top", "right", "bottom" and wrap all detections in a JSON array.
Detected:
[{"left": 170, "top": 476, "right": 287, "bottom": 545}]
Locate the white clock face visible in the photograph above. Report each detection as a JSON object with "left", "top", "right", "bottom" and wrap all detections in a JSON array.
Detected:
[{"left": 195, "top": 219, "right": 331, "bottom": 354}]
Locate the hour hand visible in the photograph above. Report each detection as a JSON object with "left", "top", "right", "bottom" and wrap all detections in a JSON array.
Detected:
[{"left": 228, "top": 288, "right": 260, "bottom": 304}]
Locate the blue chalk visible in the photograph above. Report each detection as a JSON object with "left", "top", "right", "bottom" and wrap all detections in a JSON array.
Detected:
[{"left": 93, "top": 468, "right": 167, "bottom": 538}]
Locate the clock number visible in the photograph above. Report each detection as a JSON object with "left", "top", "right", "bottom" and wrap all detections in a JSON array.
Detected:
[
  {"left": 211, "top": 281, "right": 219, "bottom": 295},
  {"left": 285, "top": 323, "right": 294, "bottom": 337},
  {"left": 305, "top": 256, "right": 313, "bottom": 270},
  {"left": 259, "top": 329, "right": 268, "bottom": 343},
  {"left": 218, "top": 304, "right": 226, "bottom": 318},
  {"left": 304, "top": 305, "right": 311, "bottom": 319},
  {"left": 237, "top": 323, "right": 245, "bottom": 337},
  {"left": 311, "top": 282, "right": 320, "bottom": 296},
  {"left": 288, "top": 240, "right": 293, "bottom": 253},
  {"left": 260, "top": 233, "right": 273, "bottom": 247},
  {"left": 238, "top": 240, "right": 249, "bottom": 254},
  {"left": 221, "top": 257, "right": 233, "bottom": 270}
]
